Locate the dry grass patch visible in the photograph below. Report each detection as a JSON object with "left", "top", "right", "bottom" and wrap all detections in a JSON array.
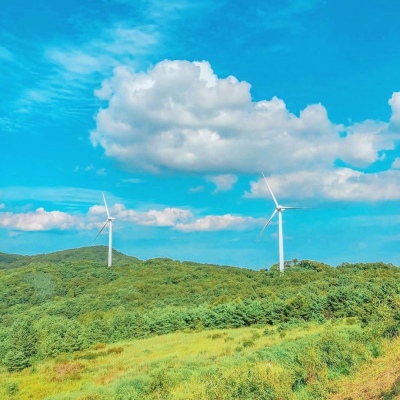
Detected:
[
  {"left": 329, "top": 337, "right": 400, "bottom": 400},
  {"left": 50, "top": 361, "right": 85, "bottom": 382}
]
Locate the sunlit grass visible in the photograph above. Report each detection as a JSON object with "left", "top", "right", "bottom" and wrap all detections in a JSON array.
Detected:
[
  {"left": 329, "top": 337, "right": 400, "bottom": 400},
  {"left": 0, "top": 323, "right": 330, "bottom": 399}
]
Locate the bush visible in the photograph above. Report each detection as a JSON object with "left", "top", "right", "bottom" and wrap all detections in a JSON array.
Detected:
[
  {"left": 204, "top": 366, "right": 291, "bottom": 400},
  {"left": 114, "top": 377, "right": 149, "bottom": 400},
  {"left": 4, "top": 382, "right": 20, "bottom": 395},
  {"left": 3, "top": 349, "right": 31, "bottom": 372},
  {"left": 36, "top": 316, "right": 85, "bottom": 358},
  {"left": 107, "top": 347, "right": 124, "bottom": 355},
  {"left": 383, "top": 323, "right": 400, "bottom": 340}
]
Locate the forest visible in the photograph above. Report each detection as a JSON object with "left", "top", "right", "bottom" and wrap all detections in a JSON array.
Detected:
[{"left": 0, "top": 246, "right": 399, "bottom": 399}]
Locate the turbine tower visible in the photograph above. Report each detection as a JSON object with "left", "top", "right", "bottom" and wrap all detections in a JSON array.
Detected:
[
  {"left": 258, "top": 173, "right": 302, "bottom": 274},
  {"left": 94, "top": 193, "right": 116, "bottom": 267}
]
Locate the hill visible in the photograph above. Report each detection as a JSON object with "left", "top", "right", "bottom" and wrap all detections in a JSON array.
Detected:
[
  {"left": 0, "top": 249, "right": 399, "bottom": 399},
  {"left": 0, "top": 246, "right": 139, "bottom": 269}
]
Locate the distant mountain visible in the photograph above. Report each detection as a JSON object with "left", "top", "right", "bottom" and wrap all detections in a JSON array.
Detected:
[{"left": 0, "top": 246, "right": 139, "bottom": 269}]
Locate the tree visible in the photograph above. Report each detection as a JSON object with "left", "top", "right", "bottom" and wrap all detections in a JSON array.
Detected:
[{"left": 3, "top": 349, "right": 31, "bottom": 372}]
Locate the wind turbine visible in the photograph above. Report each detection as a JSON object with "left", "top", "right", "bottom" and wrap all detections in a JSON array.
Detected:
[
  {"left": 94, "top": 193, "right": 116, "bottom": 267},
  {"left": 258, "top": 173, "right": 303, "bottom": 274}
]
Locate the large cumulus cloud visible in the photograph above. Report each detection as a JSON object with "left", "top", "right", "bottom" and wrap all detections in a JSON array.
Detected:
[
  {"left": 91, "top": 59, "right": 400, "bottom": 200},
  {"left": 91, "top": 60, "right": 343, "bottom": 173}
]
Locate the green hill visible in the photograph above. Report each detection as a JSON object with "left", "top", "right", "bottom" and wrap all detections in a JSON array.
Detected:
[
  {"left": 0, "top": 246, "right": 138, "bottom": 269},
  {"left": 0, "top": 249, "right": 398, "bottom": 399}
]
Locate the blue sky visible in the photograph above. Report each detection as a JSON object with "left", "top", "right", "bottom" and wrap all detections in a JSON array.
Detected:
[{"left": 1, "top": 0, "right": 400, "bottom": 269}]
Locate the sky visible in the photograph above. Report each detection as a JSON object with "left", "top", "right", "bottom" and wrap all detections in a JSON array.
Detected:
[{"left": 1, "top": 0, "right": 400, "bottom": 269}]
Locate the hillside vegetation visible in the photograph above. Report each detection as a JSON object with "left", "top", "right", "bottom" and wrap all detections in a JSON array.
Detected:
[
  {"left": 0, "top": 247, "right": 399, "bottom": 399},
  {"left": 0, "top": 246, "right": 137, "bottom": 269},
  {"left": 2, "top": 323, "right": 400, "bottom": 400}
]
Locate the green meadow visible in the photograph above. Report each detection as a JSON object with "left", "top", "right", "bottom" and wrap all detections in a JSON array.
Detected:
[{"left": 0, "top": 247, "right": 399, "bottom": 399}]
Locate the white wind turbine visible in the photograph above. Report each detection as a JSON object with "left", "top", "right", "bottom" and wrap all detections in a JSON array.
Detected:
[
  {"left": 258, "top": 173, "right": 303, "bottom": 274},
  {"left": 94, "top": 193, "right": 116, "bottom": 267}
]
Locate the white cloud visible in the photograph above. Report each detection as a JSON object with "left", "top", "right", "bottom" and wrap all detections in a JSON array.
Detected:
[
  {"left": 47, "top": 27, "right": 159, "bottom": 77},
  {"left": 189, "top": 185, "right": 205, "bottom": 193},
  {"left": 88, "top": 202, "right": 261, "bottom": 232},
  {"left": 74, "top": 165, "right": 107, "bottom": 176},
  {"left": 389, "top": 92, "right": 400, "bottom": 128},
  {"left": 90, "top": 204, "right": 194, "bottom": 227},
  {"left": 96, "top": 168, "right": 107, "bottom": 176},
  {"left": 26, "top": 89, "right": 50, "bottom": 103},
  {"left": 247, "top": 168, "right": 400, "bottom": 201},
  {"left": 392, "top": 158, "right": 400, "bottom": 169},
  {"left": 88, "top": 205, "right": 106, "bottom": 216},
  {"left": 0, "top": 208, "right": 84, "bottom": 231},
  {"left": 207, "top": 174, "right": 238, "bottom": 192},
  {"left": 338, "top": 120, "right": 394, "bottom": 168},
  {"left": 91, "top": 60, "right": 343, "bottom": 174},
  {"left": 90, "top": 59, "right": 400, "bottom": 202},
  {"left": 175, "top": 214, "right": 262, "bottom": 232},
  {"left": 91, "top": 60, "right": 399, "bottom": 176}
]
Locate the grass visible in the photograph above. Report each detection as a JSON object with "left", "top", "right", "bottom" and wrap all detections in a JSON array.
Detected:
[
  {"left": 329, "top": 337, "right": 400, "bottom": 400},
  {"left": 0, "top": 324, "right": 324, "bottom": 399},
  {"left": 0, "top": 322, "right": 394, "bottom": 400}
]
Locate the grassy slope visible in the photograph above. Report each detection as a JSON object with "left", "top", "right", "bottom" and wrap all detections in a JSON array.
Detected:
[
  {"left": 0, "top": 323, "right": 336, "bottom": 400},
  {"left": 3, "top": 321, "right": 398, "bottom": 400},
  {"left": 329, "top": 339, "right": 400, "bottom": 400}
]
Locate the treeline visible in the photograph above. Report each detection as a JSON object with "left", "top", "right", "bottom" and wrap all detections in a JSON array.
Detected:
[{"left": 0, "top": 252, "right": 399, "bottom": 373}]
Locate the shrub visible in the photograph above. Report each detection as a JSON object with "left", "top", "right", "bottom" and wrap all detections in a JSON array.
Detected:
[
  {"left": 208, "top": 333, "right": 224, "bottom": 340},
  {"left": 147, "top": 369, "right": 173, "bottom": 398},
  {"left": 107, "top": 347, "right": 124, "bottom": 355},
  {"left": 204, "top": 366, "right": 290, "bottom": 400},
  {"left": 383, "top": 323, "right": 400, "bottom": 340},
  {"left": 3, "top": 349, "right": 31, "bottom": 372},
  {"left": 114, "top": 378, "right": 149, "bottom": 400},
  {"left": 4, "top": 382, "right": 20, "bottom": 395},
  {"left": 78, "top": 352, "right": 106, "bottom": 360},
  {"left": 242, "top": 338, "right": 256, "bottom": 348},
  {"left": 36, "top": 316, "right": 85, "bottom": 358}
]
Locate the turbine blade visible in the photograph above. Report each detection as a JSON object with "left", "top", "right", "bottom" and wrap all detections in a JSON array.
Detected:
[
  {"left": 281, "top": 206, "right": 308, "bottom": 210},
  {"left": 257, "top": 209, "right": 277, "bottom": 240},
  {"left": 262, "top": 172, "right": 279, "bottom": 207},
  {"left": 102, "top": 193, "right": 110, "bottom": 219},
  {"left": 93, "top": 220, "right": 108, "bottom": 242}
]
